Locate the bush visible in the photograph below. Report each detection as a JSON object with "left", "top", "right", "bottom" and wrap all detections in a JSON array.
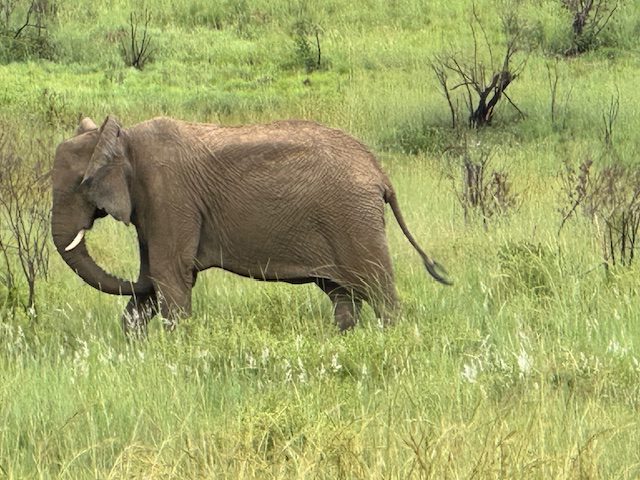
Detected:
[
  {"left": 0, "top": 0, "right": 57, "bottom": 63},
  {"left": 0, "top": 129, "right": 51, "bottom": 315},
  {"left": 380, "top": 116, "right": 455, "bottom": 155},
  {"left": 497, "top": 241, "right": 556, "bottom": 299}
]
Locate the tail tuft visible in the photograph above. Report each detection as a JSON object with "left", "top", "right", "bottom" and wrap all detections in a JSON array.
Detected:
[
  {"left": 423, "top": 259, "right": 453, "bottom": 286},
  {"left": 385, "top": 184, "right": 452, "bottom": 286}
]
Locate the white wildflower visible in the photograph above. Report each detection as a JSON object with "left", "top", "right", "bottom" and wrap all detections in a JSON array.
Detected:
[
  {"left": 413, "top": 324, "right": 421, "bottom": 340},
  {"left": 297, "top": 357, "right": 307, "bottom": 383},
  {"left": 331, "top": 353, "right": 342, "bottom": 372},
  {"left": 99, "top": 346, "right": 114, "bottom": 365},
  {"left": 247, "top": 353, "right": 256, "bottom": 370},
  {"left": 283, "top": 359, "right": 292, "bottom": 383},
  {"left": 517, "top": 348, "right": 532, "bottom": 377},
  {"left": 461, "top": 362, "right": 478, "bottom": 383},
  {"left": 607, "top": 339, "right": 628, "bottom": 357},
  {"left": 261, "top": 346, "right": 270, "bottom": 366},
  {"left": 196, "top": 348, "right": 209, "bottom": 360},
  {"left": 15, "top": 326, "right": 25, "bottom": 349},
  {"left": 72, "top": 340, "right": 90, "bottom": 378}
]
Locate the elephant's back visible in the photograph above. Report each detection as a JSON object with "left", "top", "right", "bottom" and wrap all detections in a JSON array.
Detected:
[{"left": 138, "top": 116, "right": 389, "bottom": 198}]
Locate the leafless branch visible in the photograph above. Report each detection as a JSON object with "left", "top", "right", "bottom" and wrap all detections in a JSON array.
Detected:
[
  {"left": 120, "top": 8, "right": 154, "bottom": 70},
  {"left": 602, "top": 91, "right": 619, "bottom": 150},
  {"left": 431, "top": 58, "right": 458, "bottom": 128}
]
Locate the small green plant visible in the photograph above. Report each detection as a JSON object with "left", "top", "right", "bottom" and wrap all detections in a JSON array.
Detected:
[
  {"left": 38, "top": 88, "right": 70, "bottom": 128},
  {"left": 382, "top": 117, "right": 454, "bottom": 155},
  {"left": 291, "top": 19, "right": 322, "bottom": 73},
  {"left": 497, "top": 241, "right": 555, "bottom": 298}
]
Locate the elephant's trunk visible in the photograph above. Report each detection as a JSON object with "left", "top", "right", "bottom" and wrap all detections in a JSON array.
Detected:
[{"left": 51, "top": 197, "right": 153, "bottom": 296}]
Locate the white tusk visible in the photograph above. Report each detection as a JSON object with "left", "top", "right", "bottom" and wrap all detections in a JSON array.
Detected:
[{"left": 64, "top": 230, "right": 86, "bottom": 251}]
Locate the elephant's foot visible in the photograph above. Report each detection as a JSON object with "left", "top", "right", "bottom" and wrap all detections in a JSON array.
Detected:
[
  {"left": 373, "top": 307, "right": 396, "bottom": 329},
  {"left": 121, "top": 294, "right": 157, "bottom": 339},
  {"left": 315, "top": 278, "right": 363, "bottom": 332},
  {"left": 333, "top": 295, "right": 362, "bottom": 332},
  {"left": 153, "top": 286, "right": 192, "bottom": 331},
  {"left": 371, "top": 295, "right": 399, "bottom": 329}
]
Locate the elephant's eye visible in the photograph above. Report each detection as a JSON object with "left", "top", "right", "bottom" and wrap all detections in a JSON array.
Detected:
[{"left": 74, "top": 177, "right": 90, "bottom": 194}]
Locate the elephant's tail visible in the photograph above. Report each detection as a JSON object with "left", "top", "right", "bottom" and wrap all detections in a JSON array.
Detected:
[{"left": 384, "top": 185, "right": 452, "bottom": 286}]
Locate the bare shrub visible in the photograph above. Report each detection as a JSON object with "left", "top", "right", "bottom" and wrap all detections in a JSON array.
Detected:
[
  {"left": 120, "top": 8, "right": 153, "bottom": 70},
  {"left": 447, "top": 141, "right": 518, "bottom": 229},
  {"left": 562, "top": 0, "right": 621, "bottom": 56},
  {"left": 431, "top": 4, "right": 527, "bottom": 129},
  {"left": 560, "top": 159, "right": 640, "bottom": 269},
  {"left": 0, "top": 0, "right": 56, "bottom": 61},
  {"left": 0, "top": 130, "right": 50, "bottom": 315},
  {"left": 559, "top": 94, "right": 640, "bottom": 269}
]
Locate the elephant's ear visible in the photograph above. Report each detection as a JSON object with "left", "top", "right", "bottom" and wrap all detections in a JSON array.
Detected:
[
  {"left": 82, "top": 116, "right": 132, "bottom": 225},
  {"left": 75, "top": 117, "right": 97, "bottom": 136}
]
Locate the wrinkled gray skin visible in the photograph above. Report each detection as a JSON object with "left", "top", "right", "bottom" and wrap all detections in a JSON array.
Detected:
[{"left": 52, "top": 116, "right": 450, "bottom": 335}]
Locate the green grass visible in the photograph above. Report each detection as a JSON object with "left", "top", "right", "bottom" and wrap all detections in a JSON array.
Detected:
[{"left": 2, "top": 0, "right": 640, "bottom": 478}]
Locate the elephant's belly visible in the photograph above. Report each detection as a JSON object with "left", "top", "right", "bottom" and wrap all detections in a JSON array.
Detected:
[
  {"left": 196, "top": 236, "right": 334, "bottom": 283},
  {"left": 200, "top": 255, "right": 322, "bottom": 283},
  {"left": 196, "top": 213, "right": 342, "bottom": 281}
]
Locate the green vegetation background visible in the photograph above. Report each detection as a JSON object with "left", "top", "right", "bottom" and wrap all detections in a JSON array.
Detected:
[{"left": 1, "top": 0, "right": 640, "bottom": 477}]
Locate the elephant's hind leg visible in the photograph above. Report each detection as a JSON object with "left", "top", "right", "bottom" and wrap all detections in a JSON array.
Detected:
[
  {"left": 316, "top": 279, "right": 362, "bottom": 331},
  {"left": 352, "top": 247, "right": 399, "bottom": 327},
  {"left": 367, "top": 272, "right": 399, "bottom": 328}
]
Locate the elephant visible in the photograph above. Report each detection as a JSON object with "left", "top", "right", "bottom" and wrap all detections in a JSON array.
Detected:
[{"left": 51, "top": 115, "right": 450, "bottom": 335}]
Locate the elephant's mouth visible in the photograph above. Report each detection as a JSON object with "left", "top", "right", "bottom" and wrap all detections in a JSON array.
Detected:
[{"left": 64, "top": 207, "right": 108, "bottom": 252}]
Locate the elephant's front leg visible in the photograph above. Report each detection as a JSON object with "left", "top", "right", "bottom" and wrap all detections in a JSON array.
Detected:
[
  {"left": 148, "top": 244, "right": 198, "bottom": 331},
  {"left": 152, "top": 274, "right": 194, "bottom": 331}
]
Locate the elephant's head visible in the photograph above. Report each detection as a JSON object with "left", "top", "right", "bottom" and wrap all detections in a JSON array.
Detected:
[{"left": 51, "top": 116, "right": 152, "bottom": 295}]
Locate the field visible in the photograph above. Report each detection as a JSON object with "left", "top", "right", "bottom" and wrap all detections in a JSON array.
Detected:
[{"left": 1, "top": 0, "right": 640, "bottom": 477}]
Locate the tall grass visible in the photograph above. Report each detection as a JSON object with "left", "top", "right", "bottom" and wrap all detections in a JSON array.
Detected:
[{"left": 1, "top": 0, "right": 640, "bottom": 477}]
